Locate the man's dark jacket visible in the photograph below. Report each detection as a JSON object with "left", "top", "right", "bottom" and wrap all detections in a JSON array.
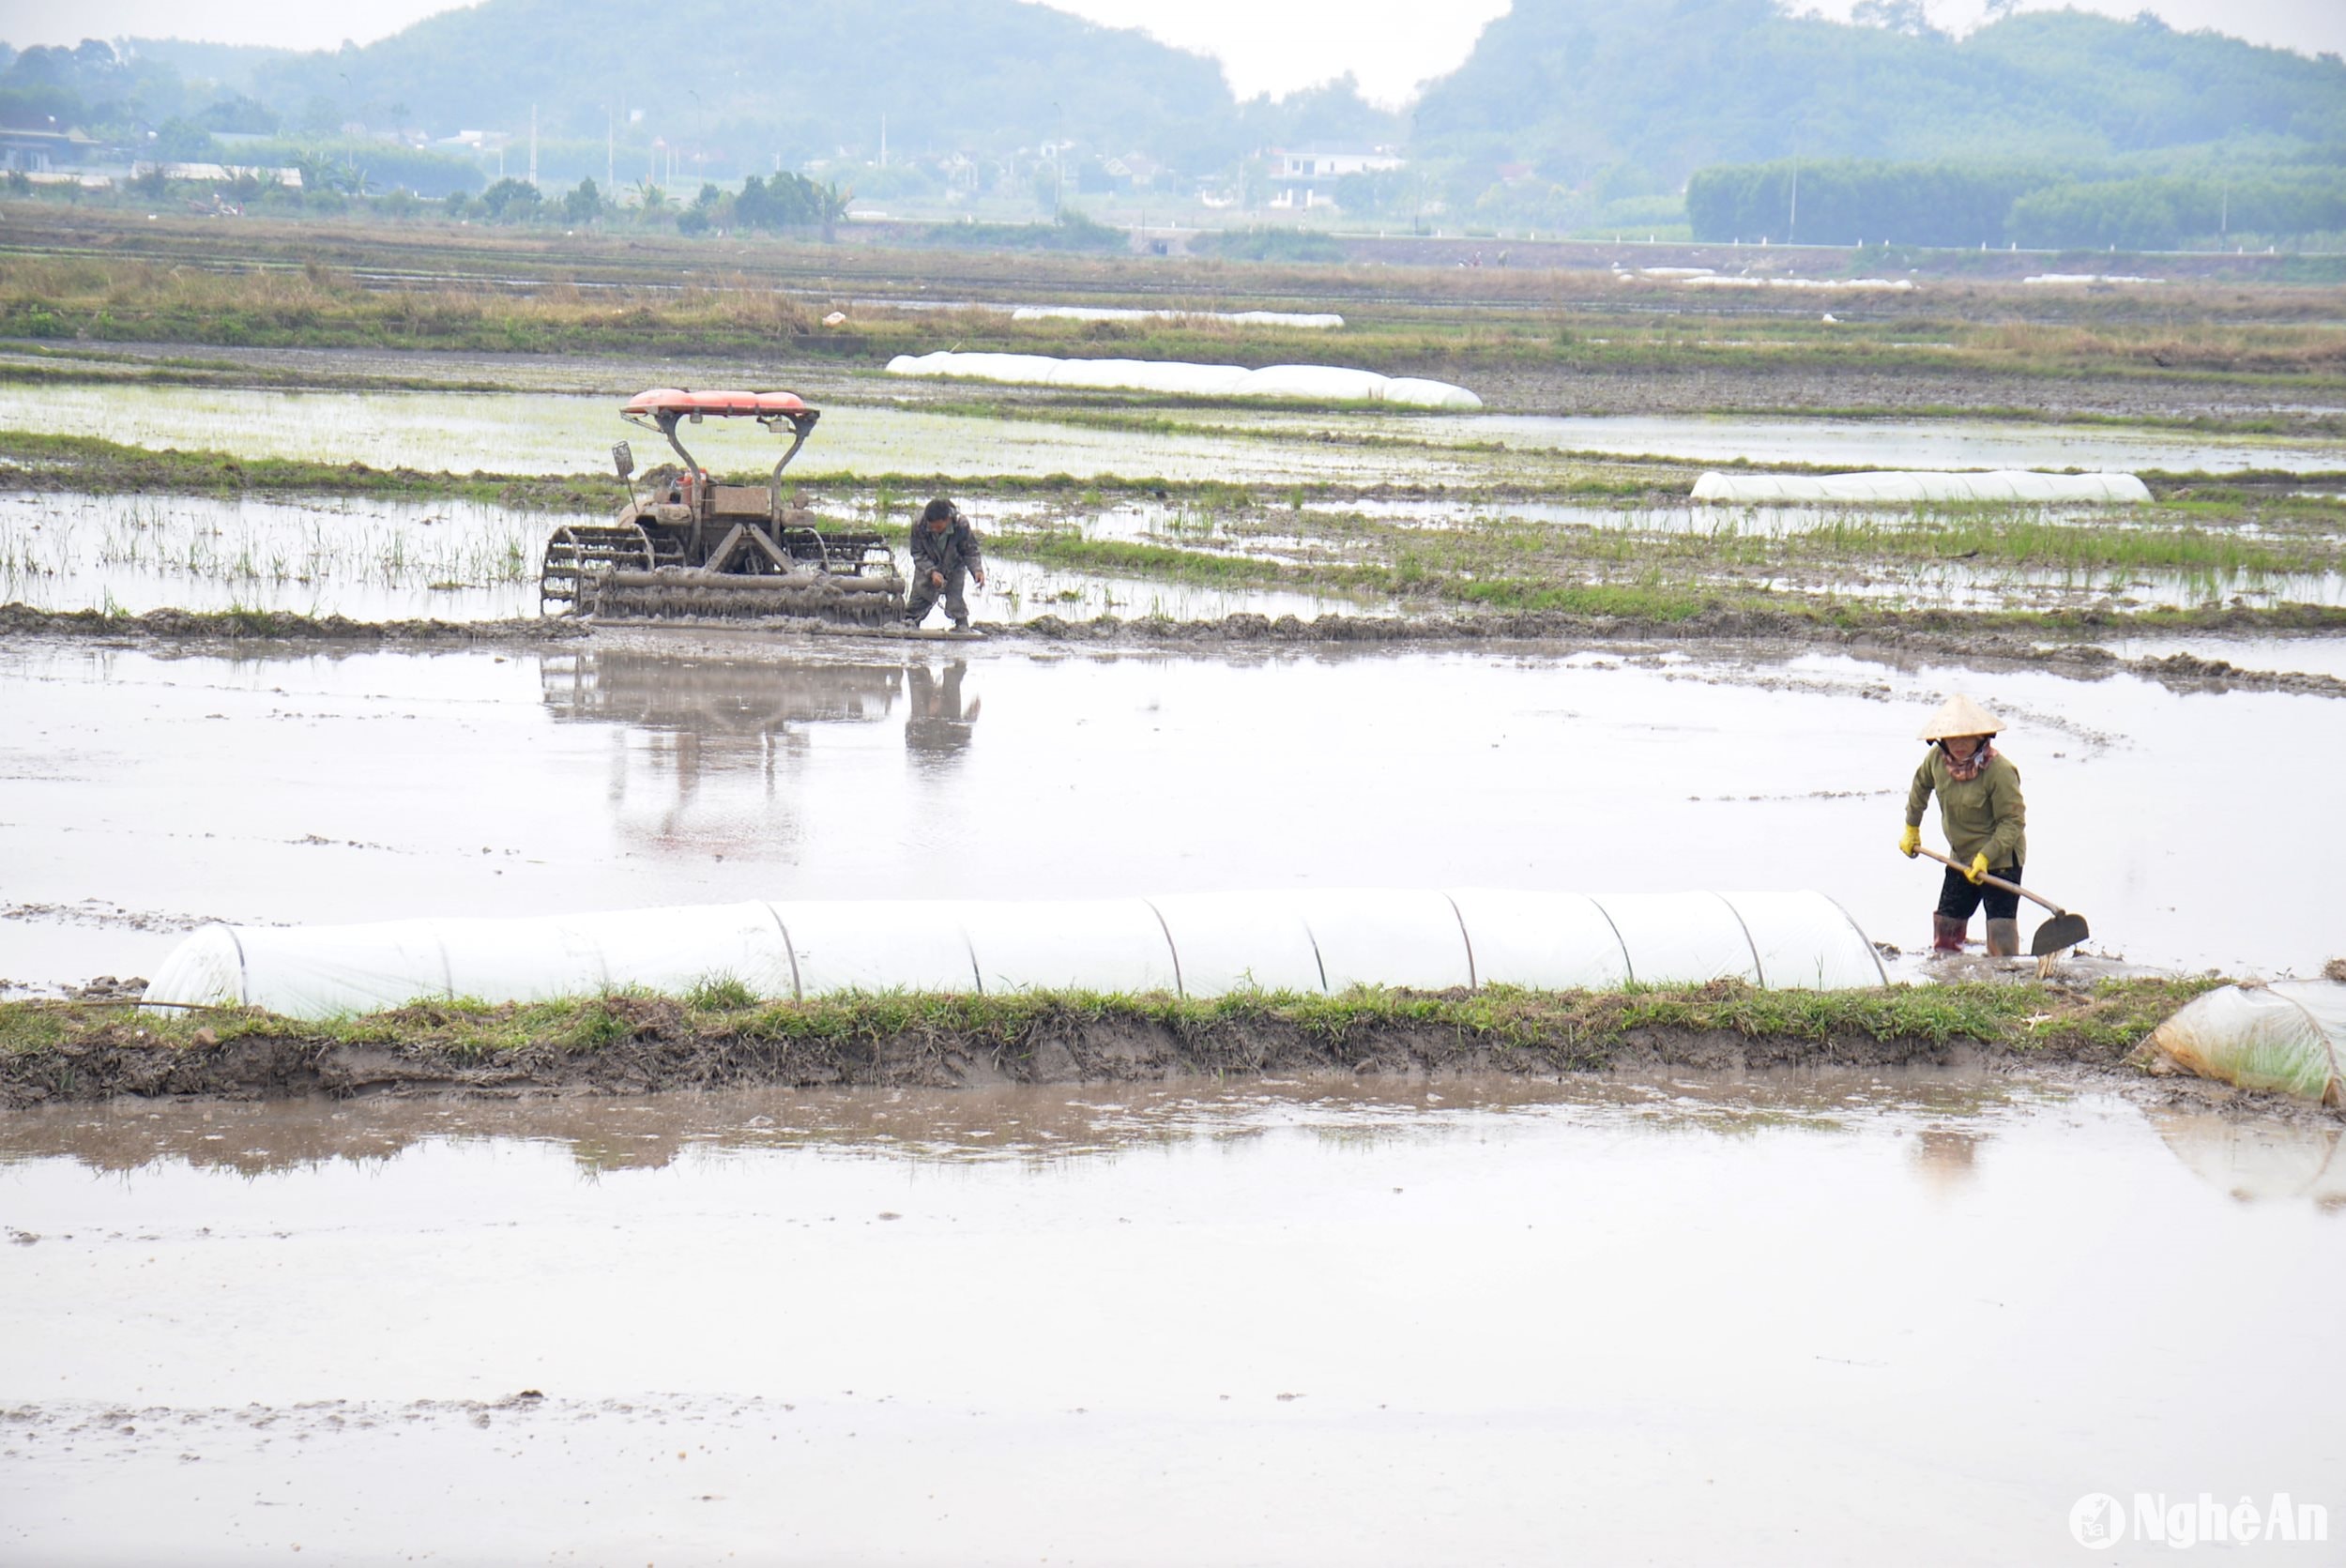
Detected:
[{"left": 910, "top": 517, "right": 983, "bottom": 575}]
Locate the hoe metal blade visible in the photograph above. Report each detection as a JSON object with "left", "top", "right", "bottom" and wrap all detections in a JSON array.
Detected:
[{"left": 2030, "top": 913, "right": 2090, "bottom": 957}]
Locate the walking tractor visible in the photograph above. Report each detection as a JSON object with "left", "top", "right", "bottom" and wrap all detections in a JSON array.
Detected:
[{"left": 540, "top": 388, "right": 904, "bottom": 623}]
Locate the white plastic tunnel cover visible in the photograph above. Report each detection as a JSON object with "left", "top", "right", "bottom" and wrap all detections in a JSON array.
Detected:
[
  {"left": 143, "top": 889, "right": 1886, "bottom": 1019},
  {"left": 883, "top": 351, "right": 1483, "bottom": 409},
  {"left": 1691, "top": 470, "right": 2153, "bottom": 505}
]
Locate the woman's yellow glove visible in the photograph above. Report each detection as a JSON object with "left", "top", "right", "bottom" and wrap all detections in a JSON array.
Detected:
[
  {"left": 1966, "top": 852, "right": 1989, "bottom": 885},
  {"left": 1898, "top": 825, "right": 1921, "bottom": 858}
]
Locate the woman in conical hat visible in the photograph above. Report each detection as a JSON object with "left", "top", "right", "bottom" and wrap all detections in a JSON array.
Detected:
[{"left": 1897, "top": 693, "right": 2028, "bottom": 956}]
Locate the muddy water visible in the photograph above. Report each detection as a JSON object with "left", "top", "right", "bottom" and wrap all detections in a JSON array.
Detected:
[
  {"left": 3, "top": 636, "right": 2342, "bottom": 988},
  {"left": 2114, "top": 633, "right": 2346, "bottom": 681},
  {"left": 6, "top": 383, "right": 2342, "bottom": 481},
  {"left": 1, "top": 1074, "right": 2338, "bottom": 1565}
]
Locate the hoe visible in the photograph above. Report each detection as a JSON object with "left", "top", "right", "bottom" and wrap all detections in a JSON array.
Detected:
[
  {"left": 539, "top": 388, "right": 904, "bottom": 624},
  {"left": 1915, "top": 846, "right": 2091, "bottom": 961}
]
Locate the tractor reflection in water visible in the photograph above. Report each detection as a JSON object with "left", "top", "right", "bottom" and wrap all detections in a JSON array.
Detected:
[
  {"left": 539, "top": 649, "right": 980, "bottom": 855},
  {"left": 539, "top": 388, "right": 904, "bottom": 625}
]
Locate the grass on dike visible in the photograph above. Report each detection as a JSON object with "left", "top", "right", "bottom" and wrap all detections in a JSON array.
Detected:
[{"left": 0, "top": 977, "right": 2222, "bottom": 1066}]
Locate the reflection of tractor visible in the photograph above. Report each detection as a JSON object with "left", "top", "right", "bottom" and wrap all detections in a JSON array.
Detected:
[{"left": 539, "top": 388, "right": 904, "bottom": 623}]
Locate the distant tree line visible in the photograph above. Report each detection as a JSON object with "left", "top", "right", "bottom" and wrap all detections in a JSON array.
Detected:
[
  {"left": 1687, "top": 159, "right": 2346, "bottom": 249},
  {"left": 2008, "top": 171, "right": 2346, "bottom": 250}
]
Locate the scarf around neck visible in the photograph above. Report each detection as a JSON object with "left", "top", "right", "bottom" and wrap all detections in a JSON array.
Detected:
[{"left": 1940, "top": 738, "right": 1996, "bottom": 783}]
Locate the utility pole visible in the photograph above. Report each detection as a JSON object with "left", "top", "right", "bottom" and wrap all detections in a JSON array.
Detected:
[
  {"left": 528, "top": 104, "right": 538, "bottom": 187},
  {"left": 1788, "top": 152, "right": 1799, "bottom": 245},
  {"left": 607, "top": 106, "right": 615, "bottom": 190},
  {"left": 880, "top": 114, "right": 888, "bottom": 170}
]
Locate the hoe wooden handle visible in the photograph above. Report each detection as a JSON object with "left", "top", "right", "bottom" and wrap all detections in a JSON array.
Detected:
[{"left": 1915, "top": 846, "right": 2068, "bottom": 917}]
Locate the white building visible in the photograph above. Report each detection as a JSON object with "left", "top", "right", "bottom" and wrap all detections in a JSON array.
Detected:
[{"left": 1267, "top": 145, "right": 1403, "bottom": 209}]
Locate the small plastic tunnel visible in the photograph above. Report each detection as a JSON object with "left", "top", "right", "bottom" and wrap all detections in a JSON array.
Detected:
[
  {"left": 2150, "top": 981, "right": 2346, "bottom": 1105},
  {"left": 143, "top": 888, "right": 1887, "bottom": 1020}
]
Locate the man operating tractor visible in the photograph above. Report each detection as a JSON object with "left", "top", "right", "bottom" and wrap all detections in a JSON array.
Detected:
[{"left": 905, "top": 497, "right": 985, "bottom": 632}]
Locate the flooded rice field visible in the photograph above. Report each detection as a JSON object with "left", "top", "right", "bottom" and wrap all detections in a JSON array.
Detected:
[
  {"left": 3, "top": 1073, "right": 2339, "bottom": 1564},
  {"left": 3, "top": 634, "right": 2341, "bottom": 991},
  {"left": 0, "top": 491, "right": 542, "bottom": 620},
  {"left": 4, "top": 317, "right": 2343, "bottom": 1568},
  {"left": 0, "top": 384, "right": 1492, "bottom": 486},
  {"left": 0, "top": 491, "right": 1368, "bottom": 624},
  {"left": 1046, "top": 495, "right": 2346, "bottom": 610},
  {"left": 6, "top": 383, "right": 2343, "bottom": 481},
  {"left": 8, "top": 481, "right": 2336, "bottom": 619}
]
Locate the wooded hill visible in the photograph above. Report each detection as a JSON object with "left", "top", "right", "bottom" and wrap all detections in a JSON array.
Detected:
[
  {"left": 4, "top": 0, "right": 2340, "bottom": 246},
  {"left": 1412, "top": 1, "right": 2344, "bottom": 227}
]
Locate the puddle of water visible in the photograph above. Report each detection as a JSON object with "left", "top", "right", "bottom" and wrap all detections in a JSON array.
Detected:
[
  {"left": 2110, "top": 633, "right": 2346, "bottom": 681},
  {"left": 0, "top": 1075, "right": 2336, "bottom": 1564},
  {"left": 2, "top": 638, "right": 2342, "bottom": 987}
]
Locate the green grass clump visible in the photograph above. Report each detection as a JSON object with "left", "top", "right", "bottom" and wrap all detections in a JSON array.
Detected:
[{"left": 685, "top": 975, "right": 760, "bottom": 1012}]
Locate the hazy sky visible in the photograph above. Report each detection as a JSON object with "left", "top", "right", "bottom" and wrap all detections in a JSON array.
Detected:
[{"left": 2, "top": 0, "right": 2340, "bottom": 104}]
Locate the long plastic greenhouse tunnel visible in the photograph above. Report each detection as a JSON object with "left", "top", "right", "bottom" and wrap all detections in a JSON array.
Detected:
[
  {"left": 142, "top": 889, "right": 1887, "bottom": 1020},
  {"left": 883, "top": 351, "right": 1483, "bottom": 408},
  {"left": 1691, "top": 470, "right": 2152, "bottom": 504}
]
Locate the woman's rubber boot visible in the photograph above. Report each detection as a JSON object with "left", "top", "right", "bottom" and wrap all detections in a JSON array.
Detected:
[
  {"left": 1985, "top": 919, "right": 2020, "bottom": 958},
  {"left": 1931, "top": 915, "right": 1968, "bottom": 952}
]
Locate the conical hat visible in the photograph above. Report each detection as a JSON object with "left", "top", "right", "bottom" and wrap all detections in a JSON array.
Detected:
[{"left": 1917, "top": 693, "right": 2003, "bottom": 740}]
